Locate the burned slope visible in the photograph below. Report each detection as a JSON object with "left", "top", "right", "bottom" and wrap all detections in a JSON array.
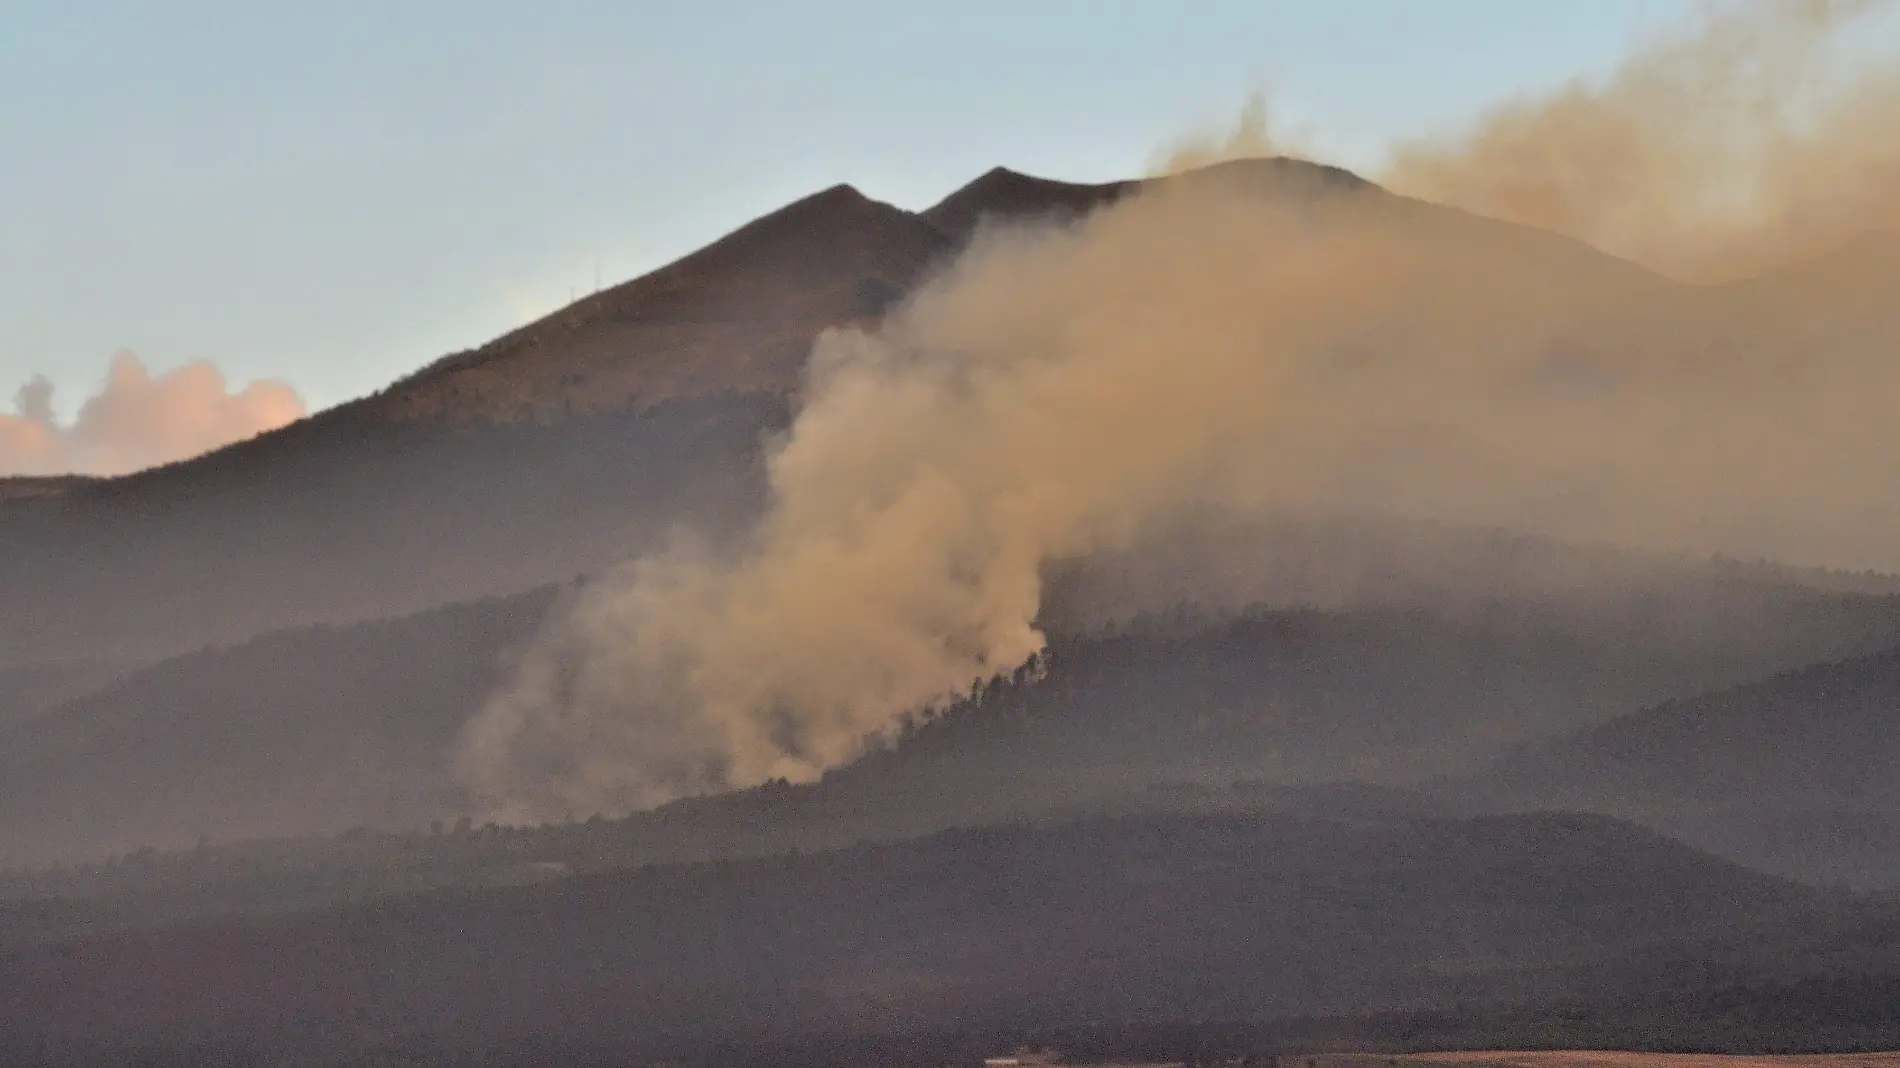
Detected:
[{"left": 2, "top": 810, "right": 1895, "bottom": 1066}]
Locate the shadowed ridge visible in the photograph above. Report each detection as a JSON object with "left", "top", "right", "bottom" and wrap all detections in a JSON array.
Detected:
[
  {"left": 372, "top": 183, "right": 951, "bottom": 421},
  {"left": 1488, "top": 645, "right": 1900, "bottom": 810},
  {"left": 921, "top": 166, "right": 1136, "bottom": 243}
]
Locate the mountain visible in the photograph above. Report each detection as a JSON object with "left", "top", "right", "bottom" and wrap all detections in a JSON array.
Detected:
[
  {"left": 5, "top": 810, "right": 1897, "bottom": 1066},
  {"left": 0, "top": 156, "right": 1678, "bottom": 671},
  {"left": 0, "top": 184, "right": 949, "bottom": 671},
  {"left": 6, "top": 155, "right": 1898, "bottom": 867}
]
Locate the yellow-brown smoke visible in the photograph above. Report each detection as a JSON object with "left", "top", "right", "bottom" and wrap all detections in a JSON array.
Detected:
[
  {"left": 1386, "top": 0, "right": 1900, "bottom": 281},
  {"left": 457, "top": 149, "right": 1900, "bottom": 818}
]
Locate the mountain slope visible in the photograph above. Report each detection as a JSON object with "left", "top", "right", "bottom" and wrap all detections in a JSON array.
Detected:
[{"left": 378, "top": 184, "right": 953, "bottom": 421}]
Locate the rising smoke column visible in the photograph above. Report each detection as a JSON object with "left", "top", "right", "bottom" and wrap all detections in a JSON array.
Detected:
[
  {"left": 1386, "top": 0, "right": 1900, "bottom": 281},
  {"left": 457, "top": 152, "right": 1900, "bottom": 820},
  {"left": 0, "top": 351, "right": 305, "bottom": 477}
]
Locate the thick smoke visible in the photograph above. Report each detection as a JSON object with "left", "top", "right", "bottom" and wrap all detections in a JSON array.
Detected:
[
  {"left": 459, "top": 142, "right": 1900, "bottom": 817},
  {"left": 0, "top": 351, "right": 304, "bottom": 477},
  {"left": 1386, "top": 0, "right": 1900, "bottom": 281}
]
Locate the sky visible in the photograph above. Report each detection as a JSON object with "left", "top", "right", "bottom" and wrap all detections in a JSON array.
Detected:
[{"left": 1, "top": 1, "right": 1708, "bottom": 416}]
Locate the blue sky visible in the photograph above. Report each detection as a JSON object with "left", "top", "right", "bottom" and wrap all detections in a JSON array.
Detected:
[{"left": 2, "top": 1, "right": 1703, "bottom": 413}]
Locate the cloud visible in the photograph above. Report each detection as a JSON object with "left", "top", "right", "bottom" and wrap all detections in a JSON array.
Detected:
[{"left": 0, "top": 351, "right": 305, "bottom": 477}]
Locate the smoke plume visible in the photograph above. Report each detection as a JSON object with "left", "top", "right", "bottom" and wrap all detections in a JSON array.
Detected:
[
  {"left": 1386, "top": 0, "right": 1900, "bottom": 281},
  {"left": 1156, "top": 92, "right": 1308, "bottom": 176},
  {"left": 0, "top": 351, "right": 305, "bottom": 477},
  {"left": 458, "top": 0, "right": 1900, "bottom": 819},
  {"left": 459, "top": 136, "right": 1900, "bottom": 817}
]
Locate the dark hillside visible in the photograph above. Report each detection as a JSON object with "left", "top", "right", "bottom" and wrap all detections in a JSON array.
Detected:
[
  {"left": 0, "top": 389, "right": 780, "bottom": 668},
  {"left": 3, "top": 811, "right": 1895, "bottom": 1066},
  {"left": 9, "top": 571, "right": 1897, "bottom": 869},
  {"left": 0, "top": 588, "right": 557, "bottom": 864},
  {"left": 1470, "top": 647, "right": 1900, "bottom": 888}
]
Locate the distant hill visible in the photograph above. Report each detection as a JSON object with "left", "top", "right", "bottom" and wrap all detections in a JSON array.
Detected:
[
  {"left": 1489, "top": 648, "right": 1900, "bottom": 810},
  {"left": 5, "top": 810, "right": 1896, "bottom": 1066},
  {"left": 1471, "top": 647, "right": 1900, "bottom": 887},
  {"left": 0, "top": 588, "right": 556, "bottom": 865}
]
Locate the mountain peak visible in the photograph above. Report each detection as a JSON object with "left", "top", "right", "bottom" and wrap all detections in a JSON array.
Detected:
[
  {"left": 919, "top": 156, "right": 1380, "bottom": 245},
  {"left": 1164, "top": 155, "right": 1375, "bottom": 195},
  {"left": 921, "top": 167, "right": 1135, "bottom": 243},
  {"left": 372, "top": 182, "right": 950, "bottom": 421}
]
